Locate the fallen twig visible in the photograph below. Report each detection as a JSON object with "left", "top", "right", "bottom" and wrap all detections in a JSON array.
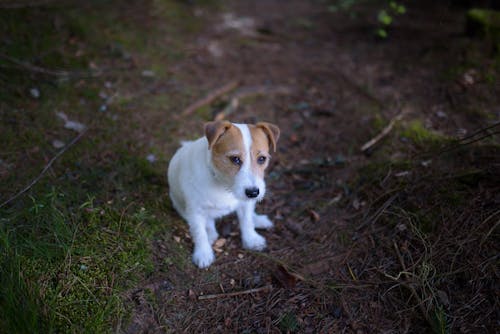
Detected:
[
  {"left": 0, "top": 53, "right": 103, "bottom": 78},
  {"left": 0, "top": 130, "right": 87, "bottom": 209},
  {"left": 181, "top": 80, "right": 240, "bottom": 116},
  {"left": 361, "top": 111, "right": 405, "bottom": 152},
  {"left": 197, "top": 284, "right": 272, "bottom": 300},
  {"left": 0, "top": 0, "right": 57, "bottom": 9},
  {"left": 213, "top": 85, "right": 291, "bottom": 121}
]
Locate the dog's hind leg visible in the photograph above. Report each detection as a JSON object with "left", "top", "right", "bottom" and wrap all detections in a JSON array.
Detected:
[
  {"left": 253, "top": 214, "right": 273, "bottom": 229},
  {"left": 206, "top": 218, "right": 219, "bottom": 245}
]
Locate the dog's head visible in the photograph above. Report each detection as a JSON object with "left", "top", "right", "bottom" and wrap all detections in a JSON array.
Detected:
[{"left": 205, "top": 121, "right": 280, "bottom": 201}]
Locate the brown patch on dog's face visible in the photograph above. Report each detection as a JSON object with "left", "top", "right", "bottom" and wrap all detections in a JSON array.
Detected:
[
  {"left": 249, "top": 124, "right": 276, "bottom": 178},
  {"left": 209, "top": 124, "right": 245, "bottom": 179}
]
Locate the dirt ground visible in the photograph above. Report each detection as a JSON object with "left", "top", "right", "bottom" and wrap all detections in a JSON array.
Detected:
[
  {"left": 1, "top": 0, "right": 499, "bottom": 333},
  {"left": 124, "top": 1, "right": 499, "bottom": 333}
]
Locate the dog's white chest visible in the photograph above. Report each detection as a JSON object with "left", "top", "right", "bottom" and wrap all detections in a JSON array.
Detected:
[{"left": 201, "top": 190, "right": 239, "bottom": 218}]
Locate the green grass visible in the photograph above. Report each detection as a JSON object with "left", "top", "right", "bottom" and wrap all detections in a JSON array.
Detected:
[
  {"left": 0, "top": 0, "right": 204, "bottom": 332},
  {"left": 0, "top": 187, "right": 163, "bottom": 332}
]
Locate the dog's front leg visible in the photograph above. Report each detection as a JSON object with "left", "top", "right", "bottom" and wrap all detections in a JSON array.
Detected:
[
  {"left": 237, "top": 201, "right": 267, "bottom": 251},
  {"left": 187, "top": 213, "right": 215, "bottom": 268}
]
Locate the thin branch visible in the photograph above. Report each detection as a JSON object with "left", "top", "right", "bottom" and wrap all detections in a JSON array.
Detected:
[
  {"left": 0, "top": 53, "right": 104, "bottom": 78},
  {"left": 181, "top": 80, "right": 240, "bottom": 117},
  {"left": 0, "top": 130, "right": 87, "bottom": 209},
  {"left": 361, "top": 111, "right": 405, "bottom": 152},
  {"left": 415, "top": 122, "right": 500, "bottom": 159},
  {"left": 455, "top": 121, "right": 500, "bottom": 144},
  {"left": 0, "top": 0, "right": 58, "bottom": 9},
  {"left": 213, "top": 85, "right": 291, "bottom": 121},
  {"left": 197, "top": 284, "right": 272, "bottom": 300}
]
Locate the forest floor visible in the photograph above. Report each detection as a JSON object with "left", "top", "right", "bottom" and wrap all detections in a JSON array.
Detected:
[{"left": 0, "top": 0, "right": 499, "bottom": 333}]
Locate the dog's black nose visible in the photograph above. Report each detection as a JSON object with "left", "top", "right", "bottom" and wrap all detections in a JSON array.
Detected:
[{"left": 245, "top": 187, "right": 260, "bottom": 198}]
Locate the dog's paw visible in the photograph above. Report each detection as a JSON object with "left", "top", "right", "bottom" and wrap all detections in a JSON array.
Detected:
[
  {"left": 192, "top": 247, "right": 215, "bottom": 268},
  {"left": 242, "top": 232, "right": 267, "bottom": 251},
  {"left": 254, "top": 214, "right": 274, "bottom": 229}
]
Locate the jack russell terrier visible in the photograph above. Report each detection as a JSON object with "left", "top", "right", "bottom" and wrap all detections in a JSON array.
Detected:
[{"left": 167, "top": 121, "right": 280, "bottom": 268}]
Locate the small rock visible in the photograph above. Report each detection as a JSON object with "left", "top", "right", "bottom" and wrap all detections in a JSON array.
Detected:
[
  {"left": 461, "top": 70, "right": 477, "bottom": 86},
  {"left": 161, "top": 280, "right": 174, "bottom": 291},
  {"left": 146, "top": 154, "right": 156, "bottom": 163},
  {"left": 207, "top": 40, "right": 224, "bottom": 58},
  {"left": 29, "top": 88, "right": 40, "bottom": 99},
  {"left": 52, "top": 140, "right": 65, "bottom": 149},
  {"left": 64, "top": 120, "right": 86, "bottom": 132},
  {"left": 335, "top": 154, "right": 346, "bottom": 166},
  {"left": 173, "top": 236, "right": 181, "bottom": 243},
  {"left": 56, "top": 112, "right": 86, "bottom": 132},
  {"left": 80, "top": 264, "right": 88, "bottom": 271},
  {"left": 237, "top": 253, "right": 244, "bottom": 259},
  {"left": 421, "top": 160, "right": 432, "bottom": 168},
  {"left": 99, "top": 104, "right": 107, "bottom": 113},
  {"left": 353, "top": 198, "right": 360, "bottom": 210},
  {"left": 141, "top": 70, "right": 155, "bottom": 77},
  {"left": 436, "top": 111, "right": 447, "bottom": 119}
]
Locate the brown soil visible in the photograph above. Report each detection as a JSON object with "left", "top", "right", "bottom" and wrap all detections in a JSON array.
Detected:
[{"left": 125, "top": 1, "right": 499, "bottom": 333}]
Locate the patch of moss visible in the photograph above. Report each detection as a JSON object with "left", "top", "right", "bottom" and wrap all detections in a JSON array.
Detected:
[{"left": 400, "top": 120, "right": 446, "bottom": 147}]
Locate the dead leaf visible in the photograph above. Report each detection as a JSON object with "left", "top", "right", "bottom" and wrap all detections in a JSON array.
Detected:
[
  {"left": 273, "top": 265, "right": 304, "bottom": 288},
  {"left": 308, "top": 209, "right": 320, "bottom": 222},
  {"left": 214, "top": 238, "right": 227, "bottom": 248}
]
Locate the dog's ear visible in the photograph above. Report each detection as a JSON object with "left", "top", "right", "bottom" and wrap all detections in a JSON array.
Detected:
[
  {"left": 256, "top": 122, "right": 280, "bottom": 152},
  {"left": 205, "top": 121, "right": 232, "bottom": 150}
]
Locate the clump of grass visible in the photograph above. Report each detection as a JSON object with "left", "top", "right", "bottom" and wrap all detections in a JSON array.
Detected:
[
  {"left": 351, "top": 141, "right": 499, "bottom": 332},
  {"left": 0, "top": 190, "right": 161, "bottom": 332}
]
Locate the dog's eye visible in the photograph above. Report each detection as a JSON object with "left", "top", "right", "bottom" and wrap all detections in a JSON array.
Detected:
[
  {"left": 229, "top": 156, "right": 242, "bottom": 166},
  {"left": 257, "top": 156, "right": 267, "bottom": 165}
]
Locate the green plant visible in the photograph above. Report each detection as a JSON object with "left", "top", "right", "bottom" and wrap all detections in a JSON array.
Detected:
[{"left": 376, "top": 1, "right": 406, "bottom": 38}]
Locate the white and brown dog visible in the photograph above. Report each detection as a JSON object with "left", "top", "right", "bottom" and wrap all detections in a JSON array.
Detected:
[{"left": 167, "top": 121, "right": 280, "bottom": 268}]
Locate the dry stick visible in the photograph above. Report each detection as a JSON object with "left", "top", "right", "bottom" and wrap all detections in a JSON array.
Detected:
[
  {"left": 214, "top": 85, "right": 291, "bottom": 121},
  {"left": 181, "top": 80, "right": 240, "bottom": 116},
  {"left": 361, "top": 112, "right": 405, "bottom": 152},
  {"left": 0, "top": 53, "right": 105, "bottom": 78},
  {"left": 393, "top": 241, "right": 434, "bottom": 328},
  {"left": 0, "top": 0, "right": 59, "bottom": 9},
  {"left": 0, "top": 130, "right": 87, "bottom": 209},
  {"left": 197, "top": 284, "right": 273, "bottom": 300}
]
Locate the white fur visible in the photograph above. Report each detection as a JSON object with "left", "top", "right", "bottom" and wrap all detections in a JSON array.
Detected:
[{"left": 167, "top": 123, "right": 273, "bottom": 268}]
